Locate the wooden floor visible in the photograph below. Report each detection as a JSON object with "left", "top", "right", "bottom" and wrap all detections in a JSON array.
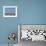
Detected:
[
  {"left": 0, "top": 41, "right": 46, "bottom": 46},
  {"left": 19, "top": 39, "right": 46, "bottom": 46},
  {"left": 0, "top": 44, "right": 18, "bottom": 46}
]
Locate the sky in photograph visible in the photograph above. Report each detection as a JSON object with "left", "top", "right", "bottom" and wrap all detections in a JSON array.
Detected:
[{"left": 5, "top": 8, "right": 15, "bottom": 13}]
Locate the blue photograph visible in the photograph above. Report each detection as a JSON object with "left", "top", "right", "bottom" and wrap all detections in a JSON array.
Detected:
[{"left": 5, "top": 8, "right": 15, "bottom": 15}]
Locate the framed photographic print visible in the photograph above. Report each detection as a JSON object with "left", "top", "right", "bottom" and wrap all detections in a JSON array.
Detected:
[{"left": 3, "top": 6, "right": 17, "bottom": 17}]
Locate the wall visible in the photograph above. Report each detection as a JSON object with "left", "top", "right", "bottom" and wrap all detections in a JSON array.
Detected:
[
  {"left": 0, "top": 0, "right": 18, "bottom": 44},
  {"left": 0, "top": 0, "right": 46, "bottom": 44}
]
